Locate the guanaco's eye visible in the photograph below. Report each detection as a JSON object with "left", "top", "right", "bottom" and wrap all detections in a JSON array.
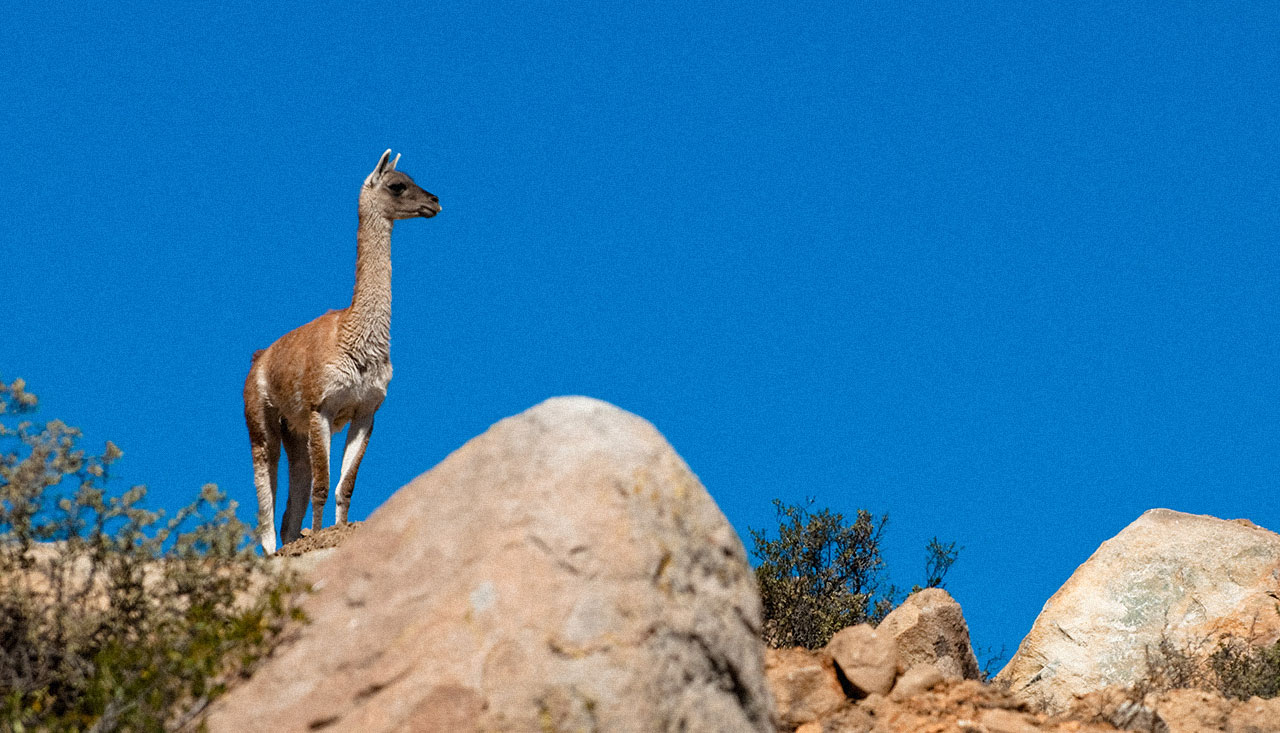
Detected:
[{"left": 388, "top": 182, "right": 407, "bottom": 195}]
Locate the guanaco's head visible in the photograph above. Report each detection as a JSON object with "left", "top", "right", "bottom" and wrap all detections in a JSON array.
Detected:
[{"left": 361, "top": 149, "right": 441, "bottom": 220}]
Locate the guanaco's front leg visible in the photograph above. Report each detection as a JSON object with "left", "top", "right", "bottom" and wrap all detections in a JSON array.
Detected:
[
  {"left": 307, "top": 411, "right": 332, "bottom": 533},
  {"left": 335, "top": 414, "right": 374, "bottom": 525}
]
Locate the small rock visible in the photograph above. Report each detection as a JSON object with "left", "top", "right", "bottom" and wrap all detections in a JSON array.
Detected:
[
  {"left": 879, "top": 588, "right": 980, "bottom": 681},
  {"left": 979, "top": 708, "right": 1041, "bottom": 733},
  {"left": 765, "top": 647, "right": 846, "bottom": 727},
  {"left": 1109, "top": 700, "right": 1164, "bottom": 733},
  {"left": 1149, "top": 689, "right": 1229, "bottom": 733},
  {"left": 891, "top": 663, "right": 945, "bottom": 700},
  {"left": 818, "top": 704, "right": 875, "bottom": 732},
  {"left": 826, "top": 624, "right": 899, "bottom": 697},
  {"left": 1226, "top": 695, "right": 1280, "bottom": 733}
]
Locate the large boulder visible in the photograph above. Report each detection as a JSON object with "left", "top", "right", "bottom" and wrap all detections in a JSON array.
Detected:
[
  {"left": 997, "top": 509, "right": 1280, "bottom": 712},
  {"left": 877, "top": 588, "right": 980, "bottom": 681},
  {"left": 208, "top": 397, "right": 775, "bottom": 732}
]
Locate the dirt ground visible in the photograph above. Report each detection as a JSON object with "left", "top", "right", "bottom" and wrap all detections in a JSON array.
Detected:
[{"left": 274, "top": 521, "right": 362, "bottom": 557}]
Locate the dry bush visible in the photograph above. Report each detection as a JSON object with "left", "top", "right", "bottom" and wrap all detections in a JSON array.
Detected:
[
  {"left": 750, "top": 498, "right": 960, "bottom": 649},
  {"left": 0, "top": 377, "right": 304, "bottom": 731},
  {"left": 1135, "top": 632, "right": 1280, "bottom": 701}
]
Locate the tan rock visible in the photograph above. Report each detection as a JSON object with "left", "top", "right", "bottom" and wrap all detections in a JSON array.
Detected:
[
  {"left": 826, "top": 624, "right": 899, "bottom": 697},
  {"left": 207, "top": 397, "right": 775, "bottom": 732},
  {"left": 979, "top": 708, "right": 1041, "bottom": 733},
  {"left": 879, "top": 588, "right": 980, "bottom": 681},
  {"left": 1224, "top": 695, "right": 1280, "bottom": 733},
  {"left": 1143, "top": 688, "right": 1280, "bottom": 733},
  {"left": 890, "top": 662, "right": 945, "bottom": 700},
  {"left": 766, "top": 646, "right": 846, "bottom": 728},
  {"left": 815, "top": 704, "right": 874, "bottom": 732},
  {"left": 997, "top": 509, "right": 1280, "bottom": 713},
  {"left": 1151, "top": 688, "right": 1230, "bottom": 733}
]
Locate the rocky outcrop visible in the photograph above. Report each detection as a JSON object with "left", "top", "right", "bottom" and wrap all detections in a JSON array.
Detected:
[
  {"left": 207, "top": 397, "right": 774, "bottom": 732},
  {"left": 771, "top": 672, "right": 1120, "bottom": 733},
  {"left": 878, "top": 588, "right": 981, "bottom": 681},
  {"left": 767, "top": 593, "right": 986, "bottom": 731},
  {"left": 997, "top": 509, "right": 1280, "bottom": 713}
]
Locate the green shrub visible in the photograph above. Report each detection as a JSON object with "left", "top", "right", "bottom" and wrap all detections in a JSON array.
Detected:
[
  {"left": 750, "top": 498, "right": 960, "bottom": 649},
  {"left": 0, "top": 377, "right": 304, "bottom": 731},
  {"left": 1208, "top": 638, "right": 1280, "bottom": 700}
]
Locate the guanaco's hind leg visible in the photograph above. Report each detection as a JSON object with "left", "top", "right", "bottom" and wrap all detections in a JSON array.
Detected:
[
  {"left": 280, "top": 426, "right": 311, "bottom": 547},
  {"left": 245, "top": 401, "right": 281, "bottom": 555}
]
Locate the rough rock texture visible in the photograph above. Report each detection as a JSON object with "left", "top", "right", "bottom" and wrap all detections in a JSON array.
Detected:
[
  {"left": 765, "top": 647, "right": 845, "bottom": 729},
  {"left": 810, "top": 679, "right": 1118, "bottom": 733},
  {"left": 878, "top": 588, "right": 981, "bottom": 681},
  {"left": 1149, "top": 689, "right": 1280, "bottom": 733},
  {"left": 889, "top": 663, "right": 944, "bottom": 700},
  {"left": 207, "top": 397, "right": 774, "bottom": 732},
  {"left": 826, "top": 624, "right": 899, "bottom": 697},
  {"left": 997, "top": 508, "right": 1280, "bottom": 712},
  {"left": 1067, "top": 685, "right": 1280, "bottom": 733}
]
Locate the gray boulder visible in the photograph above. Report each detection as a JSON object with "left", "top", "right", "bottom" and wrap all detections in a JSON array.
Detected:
[{"left": 208, "top": 396, "right": 774, "bottom": 732}]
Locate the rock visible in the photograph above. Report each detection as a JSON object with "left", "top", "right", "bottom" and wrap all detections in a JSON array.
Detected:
[
  {"left": 978, "top": 708, "right": 1041, "bottom": 733},
  {"left": 1133, "top": 688, "right": 1280, "bottom": 733},
  {"left": 826, "top": 624, "right": 899, "bottom": 697},
  {"left": 890, "top": 663, "right": 944, "bottom": 700},
  {"left": 765, "top": 646, "right": 846, "bottom": 728},
  {"left": 207, "top": 397, "right": 775, "bottom": 732},
  {"left": 878, "top": 588, "right": 981, "bottom": 681},
  {"left": 271, "top": 546, "right": 337, "bottom": 578},
  {"left": 814, "top": 704, "right": 874, "bottom": 732},
  {"left": 1149, "top": 689, "right": 1232, "bottom": 733},
  {"left": 1222, "top": 695, "right": 1280, "bottom": 733},
  {"left": 997, "top": 509, "right": 1280, "bottom": 713}
]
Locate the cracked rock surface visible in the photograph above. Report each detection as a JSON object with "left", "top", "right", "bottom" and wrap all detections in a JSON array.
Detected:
[{"left": 207, "top": 396, "right": 774, "bottom": 732}]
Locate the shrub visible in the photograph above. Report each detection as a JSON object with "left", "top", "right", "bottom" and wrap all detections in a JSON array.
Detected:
[
  {"left": 1137, "top": 634, "right": 1280, "bottom": 701},
  {"left": 0, "top": 377, "right": 304, "bottom": 731},
  {"left": 1209, "top": 638, "right": 1280, "bottom": 699},
  {"left": 750, "top": 498, "right": 961, "bottom": 649}
]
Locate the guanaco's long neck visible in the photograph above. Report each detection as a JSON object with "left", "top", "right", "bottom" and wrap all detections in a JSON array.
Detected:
[{"left": 341, "top": 211, "right": 394, "bottom": 364}]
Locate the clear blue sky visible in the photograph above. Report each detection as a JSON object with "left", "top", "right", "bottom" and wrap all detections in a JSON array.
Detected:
[{"left": 4, "top": 2, "right": 1278, "bottom": 661}]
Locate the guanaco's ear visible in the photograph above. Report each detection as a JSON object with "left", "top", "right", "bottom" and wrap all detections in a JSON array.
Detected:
[
  {"left": 389, "top": 153, "right": 401, "bottom": 171},
  {"left": 364, "top": 149, "right": 394, "bottom": 188}
]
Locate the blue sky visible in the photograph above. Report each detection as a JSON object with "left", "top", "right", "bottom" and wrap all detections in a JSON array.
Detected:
[{"left": 3, "top": 2, "right": 1278, "bottom": 661}]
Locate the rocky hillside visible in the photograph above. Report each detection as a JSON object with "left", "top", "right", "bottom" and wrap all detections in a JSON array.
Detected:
[{"left": 207, "top": 398, "right": 1280, "bottom": 732}]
